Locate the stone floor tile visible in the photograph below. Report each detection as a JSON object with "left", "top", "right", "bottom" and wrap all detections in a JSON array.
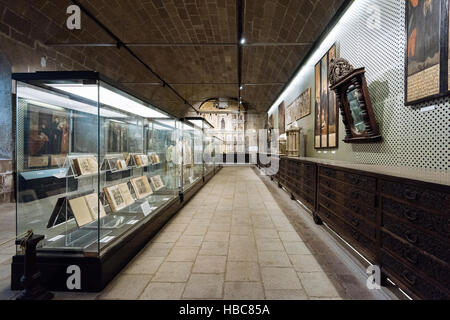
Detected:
[
  {"left": 279, "top": 231, "right": 302, "bottom": 242},
  {"left": 183, "top": 224, "right": 208, "bottom": 236},
  {"left": 258, "top": 251, "right": 291, "bottom": 267},
  {"left": 208, "top": 223, "right": 231, "bottom": 232},
  {"left": 175, "top": 235, "right": 204, "bottom": 247},
  {"left": 139, "top": 282, "right": 185, "bottom": 300},
  {"left": 225, "top": 261, "right": 260, "bottom": 282},
  {"left": 166, "top": 247, "right": 199, "bottom": 262},
  {"left": 99, "top": 275, "right": 151, "bottom": 300},
  {"left": 261, "top": 267, "right": 303, "bottom": 290},
  {"left": 140, "top": 242, "right": 174, "bottom": 258},
  {"left": 298, "top": 272, "right": 340, "bottom": 298},
  {"left": 152, "top": 262, "right": 193, "bottom": 282},
  {"left": 204, "top": 231, "right": 230, "bottom": 242},
  {"left": 264, "top": 289, "right": 308, "bottom": 300},
  {"left": 256, "top": 238, "right": 285, "bottom": 251},
  {"left": 192, "top": 255, "right": 227, "bottom": 274},
  {"left": 224, "top": 282, "right": 265, "bottom": 300},
  {"left": 254, "top": 229, "right": 279, "bottom": 239},
  {"left": 199, "top": 241, "right": 229, "bottom": 256},
  {"left": 182, "top": 274, "right": 224, "bottom": 299},
  {"left": 283, "top": 241, "right": 311, "bottom": 255},
  {"left": 228, "top": 245, "right": 258, "bottom": 262},
  {"left": 153, "top": 231, "right": 182, "bottom": 243},
  {"left": 122, "top": 256, "right": 165, "bottom": 275},
  {"left": 290, "top": 255, "right": 324, "bottom": 272}
]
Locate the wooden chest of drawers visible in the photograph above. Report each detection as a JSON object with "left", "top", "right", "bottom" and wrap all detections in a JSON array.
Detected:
[
  {"left": 380, "top": 179, "right": 450, "bottom": 299},
  {"left": 274, "top": 157, "right": 316, "bottom": 212},
  {"left": 318, "top": 166, "right": 378, "bottom": 260},
  {"left": 266, "top": 156, "right": 450, "bottom": 300}
]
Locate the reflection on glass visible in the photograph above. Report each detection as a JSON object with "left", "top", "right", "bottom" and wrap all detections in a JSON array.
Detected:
[{"left": 346, "top": 87, "right": 366, "bottom": 134}]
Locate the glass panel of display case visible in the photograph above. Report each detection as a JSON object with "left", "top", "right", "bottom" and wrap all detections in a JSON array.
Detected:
[
  {"left": 181, "top": 121, "right": 197, "bottom": 190},
  {"left": 14, "top": 73, "right": 180, "bottom": 257},
  {"left": 15, "top": 78, "right": 102, "bottom": 254},
  {"left": 146, "top": 118, "right": 180, "bottom": 199}
]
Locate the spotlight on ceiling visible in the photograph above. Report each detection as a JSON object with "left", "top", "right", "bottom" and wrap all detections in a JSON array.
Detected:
[
  {"left": 239, "top": 86, "right": 243, "bottom": 90},
  {"left": 240, "top": 38, "right": 246, "bottom": 45}
]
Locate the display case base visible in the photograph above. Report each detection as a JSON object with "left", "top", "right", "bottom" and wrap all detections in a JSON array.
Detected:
[{"left": 11, "top": 173, "right": 217, "bottom": 292}]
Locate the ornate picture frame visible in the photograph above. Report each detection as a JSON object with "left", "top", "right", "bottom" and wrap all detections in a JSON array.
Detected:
[
  {"left": 314, "top": 44, "right": 338, "bottom": 149},
  {"left": 405, "top": 0, "right": 450, "bottom": 105}
]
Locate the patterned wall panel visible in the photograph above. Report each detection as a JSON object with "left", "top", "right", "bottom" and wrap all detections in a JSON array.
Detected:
[{"left": 269, "top": 0, "right": 449, "bottom": 170}]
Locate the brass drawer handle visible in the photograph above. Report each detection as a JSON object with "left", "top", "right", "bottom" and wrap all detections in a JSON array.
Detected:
[
  {"left": 405, "top": 251, "right": 418, "bottom": 265},
  {"left": 351, "top": 230, "right": 360, "bottom": 240},
  {"left": 405, "top": 230, "right": 418, "bottom": 244},
  {"left": 404, "top": 209, "right": 418, "bottom": 222},
  {"left": 402, "top": 270, "right": 417, "bottom": 285},
  {"left": 351, "top": 191, "right": 360, "bottom": 199},
  {"left": 403, "top": 189, "right": 418, "bottom": 201},
  {"left": 349, "top": 176, "right": 361, "bottom": 185},
  {"left": 350, "top": 204, "right": 360, "bottom": 214}
]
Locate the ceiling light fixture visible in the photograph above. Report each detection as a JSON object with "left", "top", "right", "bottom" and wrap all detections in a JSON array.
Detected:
[{"left": 240, "top": 38, "right": 246, "bottom": 45}]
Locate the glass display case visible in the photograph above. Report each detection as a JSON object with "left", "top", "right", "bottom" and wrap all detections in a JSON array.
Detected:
[
  {"left": 15, "top": 73, "right": 177, "bottom": 256},
  {"left": 12, "top": 72, "right": 219, "bottom": 291}
]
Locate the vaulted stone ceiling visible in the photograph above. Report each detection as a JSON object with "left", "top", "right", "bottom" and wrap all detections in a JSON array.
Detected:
[{"left": 1, "top": 0, "right": 347, "bottom": 117}]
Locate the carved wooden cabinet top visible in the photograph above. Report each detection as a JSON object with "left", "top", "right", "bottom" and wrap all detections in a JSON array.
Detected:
[
  {"left": 279, "top": 155, "right": 450, "bottom": 187},
  {"left": 329, "top": 58, "right": 382, "bottom": 144}
]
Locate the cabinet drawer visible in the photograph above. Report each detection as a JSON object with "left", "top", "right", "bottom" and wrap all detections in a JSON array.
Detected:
[
  {"left": 381, "top": 250, "right": 449, "bottom": 300},
  {"left": 382, "top": 231, "right": 450, "bottom": 288},
  {"left": 319, "top": 195, "right": 377, "bottom": 240},
  {"left": 319, "top": 167, "right": 376, "bottom": 191},
  {"left": 382, "top": 197, "right": 450, "bottom": 240},
  {"left": 383, "top": 215, "right": 450, "bottom": 263},
  {"left": 320, "top": 205, "right": 376, "bottom": 259},
  {"left": 319, "top": 185, "right": 376, "bottom": 209},
  {"left": 381, "top": 180, "right": 450, "bottom": 212}
]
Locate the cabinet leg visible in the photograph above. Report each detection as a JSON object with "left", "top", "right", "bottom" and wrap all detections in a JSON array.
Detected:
[
  {"left": 278, "top": 182, "right": 282, "bottom": 188},
  {"left": 290, "top": 193, "right": 295, "bottom": 200},
  {"left": 380, "top": 272, "right": 389, "bottom": 287},
  {"left": 313, "top": 213, "right": 323, "bottom": 225}
]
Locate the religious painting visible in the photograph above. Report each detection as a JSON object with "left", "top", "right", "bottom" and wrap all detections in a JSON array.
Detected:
[
  {"left": 286, "top": 88, "right": 311, "bottom": 126},
  {"left": 406, "top": 0, "right": 443, "bottom": 104},
  {"left": 268, "top": 114, "right": 274, "bottom": 129},
  {"left": 278, "top": 101, "right": 285, "bottom": 135},
  {"left": 24, "top": 104, "right": 69, "bottom": 169},
  {"left": 327, "top": 46, "right": 338, "bottom": 148},
  {"left": 314, "top": 44, "right": 338, "bottom": 149},
  {"left": 108, "top": 121, "right": 128, "bottom": 153}
]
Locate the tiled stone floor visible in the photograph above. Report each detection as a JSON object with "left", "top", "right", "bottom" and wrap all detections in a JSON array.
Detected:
[{"left": 0, "top": 167, "right": 395, "bottom": 300}]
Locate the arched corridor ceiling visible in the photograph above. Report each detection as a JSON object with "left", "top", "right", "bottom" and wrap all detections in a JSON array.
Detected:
[{"left": 4, "top": 0, "right": 348, "bottom": 117}]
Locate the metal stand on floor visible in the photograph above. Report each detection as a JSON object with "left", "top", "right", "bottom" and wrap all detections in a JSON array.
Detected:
[{"left": 15, "top": 231, "right": 53, "bottom": 300}]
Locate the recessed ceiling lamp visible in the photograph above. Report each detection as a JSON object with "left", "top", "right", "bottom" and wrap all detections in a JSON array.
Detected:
[{"left": 240, "top": 38, "right": 246, "bottom": 45}]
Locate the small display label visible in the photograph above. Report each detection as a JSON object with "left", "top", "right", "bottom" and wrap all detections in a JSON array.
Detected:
[
  {"left": 126, "top": 220, "right": 139, "bottom": 225},
  {"left": 100, "top": 236, "right": 115, "bottom": 243},
  {"left": 141, "top": 201, "right": 153, "bottom": 217},
  {"left": 420, "top": 105, "right": 436, "bottom": 113},
  {"left": 48, "top": 235, "right": 65, "bottom": 242}
]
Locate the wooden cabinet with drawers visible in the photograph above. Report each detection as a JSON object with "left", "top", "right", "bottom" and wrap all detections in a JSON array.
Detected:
[
  {"left": 265, "top": 155, "right": 450, "bottom": 300},
  {"left": 273, "top": 157, "right": 316, "bottom": 213}
]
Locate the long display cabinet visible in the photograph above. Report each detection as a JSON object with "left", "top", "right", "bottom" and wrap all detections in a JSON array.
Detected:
[
  {"left": 11, "top": 71, "right": 221, "bottom": 292},
  {"left": 258, "top": 153, "right": 450, "bottom": 300}
]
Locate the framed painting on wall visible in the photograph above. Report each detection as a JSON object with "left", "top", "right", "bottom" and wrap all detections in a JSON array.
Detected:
[
  {"left": 278, "top": 101, "right": 285, "bottom": 135},
  {"left": 286, "top": 88, "right": 311, "bottom": 126},
  {"left": 405, "top": 0, "right": 450, "bottom": 105},
  {"left": 314, "top": 44, "right": 338, "bottom": 149}
]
